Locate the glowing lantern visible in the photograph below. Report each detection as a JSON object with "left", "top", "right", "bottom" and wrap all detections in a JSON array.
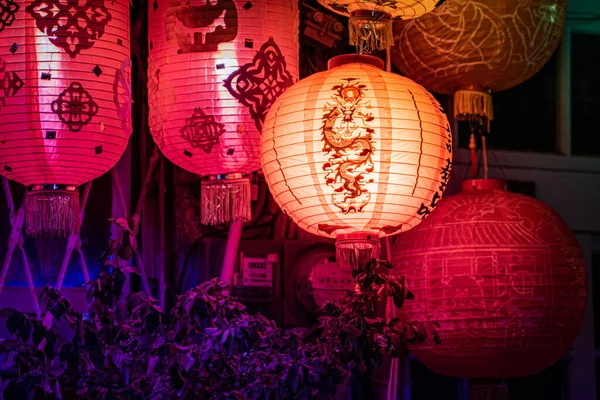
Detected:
[
  {"left": 148, "top": 0, "right": 299, "bottom": 225},
  {"left": 0, "top": 0, "right": 132, "bottom": 237},
  {"left": 391, "top": 0, "right": 567, "bottom": 131},
  {"left": 261, "top": 55, "right": 453, "bottom": 268},
  {"left": 391, "top": 179, "right": 587, "bottom": 396},
  {"left": 317, "top": 0, "right": 443, "bottom": 51}
]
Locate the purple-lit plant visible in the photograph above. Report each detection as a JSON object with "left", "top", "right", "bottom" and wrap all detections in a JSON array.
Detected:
[{"left": 0, "top": 235, "right": 437, "bottom": 399}]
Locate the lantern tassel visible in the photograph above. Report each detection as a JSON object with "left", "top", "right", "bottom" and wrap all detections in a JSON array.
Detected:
[
  {"left": 454, "top": 89, "right": 493, "bottom": 133},
  {"left": 469, "top": 380, "right": 509, "bottom": 400},
  {"left": 201, "top": 176, "right": 251, "bottom": 225},
  {"left": 25, "top": 187, "right": 80, "bottom": 238},
  {"left": 349, "top": 11, "right": 394, "bottom": 52},
  {"left": 336, "top": 232, "right": 381, "bottom": 270}
]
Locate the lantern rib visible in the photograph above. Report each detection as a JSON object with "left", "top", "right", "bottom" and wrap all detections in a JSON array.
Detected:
[
  {"left": 295, "top": 210, "right": 420, "bottom": 227},
  {"left": 272, "top": 182, "right": 436, "bottom": 201},
  {"left": 406, "top": 89, "right": 424, "bottom": 196},
  {"left": 262, "top": 163, "right": 447, "bottom": 180},
  {"left": 269, "top": 100, "right": 302, "bottom": 206}
]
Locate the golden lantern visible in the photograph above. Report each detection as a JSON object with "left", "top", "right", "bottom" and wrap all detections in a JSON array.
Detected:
[{"left": 391, "top": 0, "right": 567, "bottom": 131}]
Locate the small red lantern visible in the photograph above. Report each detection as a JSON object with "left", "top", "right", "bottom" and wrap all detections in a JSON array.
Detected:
[
  {"left": 392, "top": 179, "right": 587, "bottom": 396},
  {"left": 0, "top": 0, "right": 132, "bottom": 237},
  {"left": 148, "top": 0, "right": 299, "bottom": 225}
]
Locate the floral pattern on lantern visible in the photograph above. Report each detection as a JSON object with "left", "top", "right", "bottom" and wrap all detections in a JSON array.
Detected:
[
  {"left": 0, "top": 0, "right": 131, "bottom": 236},
  {"left": 223, "top": 37, "right": 295, "bottom": 133},
  {"left": 391, "top": 0, "right": 567, "bottom": 130},
  {"left": 50, "top": 82, "right": 99, "bottom": 132},
  {"left": 0, "top": 56, "right": 24, "bottom": 110},
  {"left": 0, "top": 0, "right": 19, "bottom": 32},
  {"left": 26, "top": 0, "right": 112, "bottom": 58},
  {"left": 261, "top": 55, "right": 452, "bottom": 268},
  {"left": 391, "top": 179, "right": 587, "bottom": 380},
  {"left": 148, "top": 0, "right": 299, "bottom": 225}
]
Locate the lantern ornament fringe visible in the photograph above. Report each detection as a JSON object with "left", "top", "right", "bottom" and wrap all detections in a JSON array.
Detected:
[
  {"left": 25, "top": 185, "right": 80, "bottom": 238},
  {"left": 468, "top": 380, "right": 509, "bottom": 400},
  {"left": 336, "top": 232, "right": 381, "bottom": 270},
  {"left": 349, "top": 10, "right": 393, "bottom": 52},
  {"left": 201, "top": 174, "right": 251, "bottom": 225},
  {"left": 454, "top": 87, "right": 494, "bottom": 133}
]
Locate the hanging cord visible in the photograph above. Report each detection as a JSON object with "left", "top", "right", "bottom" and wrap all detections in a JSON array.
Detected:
[
  {"left": 383, "top": 49, "right": 399, "bottom": 400},
  {"left": 383, "top": 236, "right": 399, "bottom": 400},
  {"left": 489, "top": 146, "right": 508, "bottom": 182},
  {"left": 469, "top": 123, "right": 478, "bottom": 179},
  {"left": 385, "top": 46, "right": 392, "bottom": 73},
  {"left": 481, "top": 132, "right": 489, "bottom": 179}
]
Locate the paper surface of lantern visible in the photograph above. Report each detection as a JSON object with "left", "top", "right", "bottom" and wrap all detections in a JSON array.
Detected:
[
  {"left": 261, "top": 55, "right": 453, "bottom": 268},
  {"left": 391, "top": 0, "right": 567, "bottom": 129},
  {"left": 317, "top": 0, "right": 442, "bottom": 51},
  {"left": 391, "top": 179, "right": 587, "bottom": 380},
  {"left": 148, "top": 0, "right": 299, "bottom": 225},
  {"left": 0, "top": 0, "right": 132, "bottom": 236}
]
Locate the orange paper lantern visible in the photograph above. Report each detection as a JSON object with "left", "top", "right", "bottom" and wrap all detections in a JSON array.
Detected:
[
  {"left": 148, "top": 0, "right": 299, "bottom": 225},
  {"left": 261, "top": 55, "right": 452, "bottom": 268},
  {"left": 316, "top": 0, "right": 442, "bottom": 51},
  {"left": 391, "top": 0, "right": 567, "bottom": 130},
  {"left": 0, "top": 0, "right": 131, "bottom": 237},
  {"left": 391, "top": 179, "right": 587, "bottom": 386}
]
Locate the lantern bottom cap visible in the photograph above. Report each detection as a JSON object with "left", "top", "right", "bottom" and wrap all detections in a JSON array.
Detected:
[
  {"left": 335, "top": 231, "right": 381, "bottom": 270},
  {"left": 461, "top": 179, "right": 507, "bottom": 192},
  {"left": 468, "top": 379, "right": 508, "bottom": 400},
  {"left": 453, "top": 89, "right": 494, "bottom": 132},
  {"left": 25, "top": 186, "right": 80, "bottom": 238},
  {"left": 347, "top": 9, "right": 393, "bottom": 52},
  {"left": 201, "top": 176, "right": 251, "bottom": 225}
]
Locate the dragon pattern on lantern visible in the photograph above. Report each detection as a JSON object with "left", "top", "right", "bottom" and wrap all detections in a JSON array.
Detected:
[{"left": 322, "top": 78, "right": 375, "bottom": 214}]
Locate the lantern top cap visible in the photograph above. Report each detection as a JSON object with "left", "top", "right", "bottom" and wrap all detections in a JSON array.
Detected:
[
  {"left": 461, "top": 179, "right": 507, "bottom": 192},
  {"left": 327, "top": 54, "right": 384, "bottom": 70}
]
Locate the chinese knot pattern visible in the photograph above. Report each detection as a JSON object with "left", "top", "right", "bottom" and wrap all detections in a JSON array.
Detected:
[
  {"left": 0, "top": 56, "right": 24, "bottom": 112},
  {"left": 51, "top": 82, "right": 99, "bottom": 132},
  {"left": 0, "top": 0, "right": 19, "bottom": 32},
  {"left": 26, "top": 0, "right": 112, "bottom": 58},
  {"left": 180, "top": 107, "right": 226, "bottom": 154},
  {"left": 322, "top": 78, "right": 375, "bottom": 214},
  {"left": 223, "top": 38, "right": 294, "bottom": 133}
]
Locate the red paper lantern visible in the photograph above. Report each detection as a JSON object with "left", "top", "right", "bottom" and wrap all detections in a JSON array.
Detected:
[
  {"left": 148, "top": 0, "right": 299, "bottom": 225},
  {"left": 0, "top": 0, "right": 131, "bottom": 237},
  {"left": 261, "top": 55, "right": 453, "bottom": 268},
  {"left": 391, "top": 179, "right": 587, "bottom": 383},
  {"left": 390, "top": 0, "right": 567, "bottom": 130}
]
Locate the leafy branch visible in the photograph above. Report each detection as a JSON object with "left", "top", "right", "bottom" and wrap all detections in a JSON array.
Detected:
[{"left": 0, "top": 230, "right": 437, "bottom": 400}]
